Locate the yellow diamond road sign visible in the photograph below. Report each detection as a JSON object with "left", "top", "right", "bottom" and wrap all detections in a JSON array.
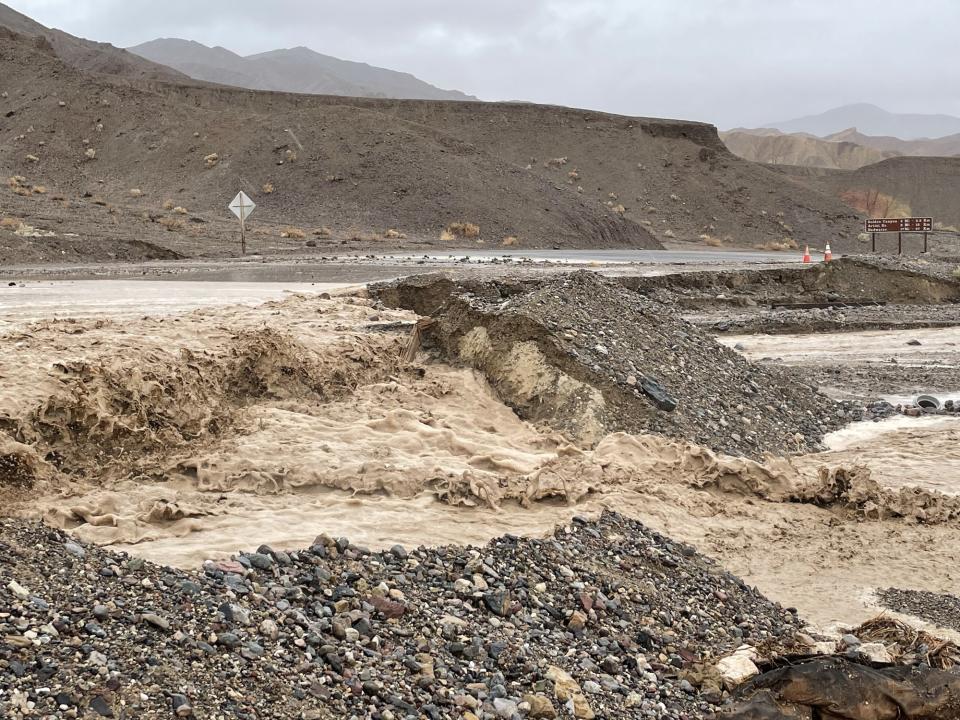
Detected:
[{"left": 229, "top": 191, "right": 255, "bottom": 221}]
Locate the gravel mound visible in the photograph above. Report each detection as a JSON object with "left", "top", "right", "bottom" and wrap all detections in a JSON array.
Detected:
[
  {"left": 0, "top": 512, "right": 802, "bottom": 719},
  {"left": 380, "top": 271, "right": 853, "bottom": 456}
]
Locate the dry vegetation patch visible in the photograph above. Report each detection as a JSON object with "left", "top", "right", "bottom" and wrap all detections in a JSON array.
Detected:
[{"left": 442, "top": 222, "right": 481, "bottom": 241}]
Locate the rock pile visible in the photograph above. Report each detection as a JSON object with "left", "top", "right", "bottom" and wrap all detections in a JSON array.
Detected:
[
  {"left": 378, "top": 271, "right": 853, "bottom": 456},
  {"left": 0, "top": 512, "right": 803, "bottom": 719}
]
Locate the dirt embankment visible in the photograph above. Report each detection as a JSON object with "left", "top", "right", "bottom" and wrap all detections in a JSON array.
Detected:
[
  {"left": 622, "top": 257, "right": 960, "bottom": 311},
  {"left": 0, "top": 18, "right": 865, "bottom": 263},
  {"left": 376, "top": 271, "right": 853, "bottom": 456}
]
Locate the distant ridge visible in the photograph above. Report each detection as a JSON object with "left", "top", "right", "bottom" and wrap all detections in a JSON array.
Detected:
[
  {"left": 130, "top": 38, "right": 476, "bottom": 101},
  {"left": 766, "top": 103, "right": 960, "bottom": 140}
]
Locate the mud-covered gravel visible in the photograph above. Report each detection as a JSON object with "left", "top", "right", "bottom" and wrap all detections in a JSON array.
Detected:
[
  {"left": 878, "top": 588, "right": 960, "bottom": 634},
  {"left": 0, "top": 512, "right": 804, "bottom": 719},
  {"left": 692, "top": 304, "right": 960, "bottom": 336}
]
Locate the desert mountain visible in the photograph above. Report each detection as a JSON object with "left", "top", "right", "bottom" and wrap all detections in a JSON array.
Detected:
[
  {"left": 767, "top": 103, "right": 960, "bottom": 140},
  {"left": 129, "top": 38, "right": 475, "bottom": 101},
  {"left": 0, "top": 1, "right": 186, "bottom": 81},
  {"left": 0, "top": 7, "right": 866, "bottom": 263},
  {"left": 825, "top": 128, "right": 960, "bottom": 158},
  {"left": 720, "top": 129, "right": 896, "bottom": 170}
]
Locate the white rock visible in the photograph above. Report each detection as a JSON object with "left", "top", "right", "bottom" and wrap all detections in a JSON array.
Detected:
[
  {"left": 859, "top": 642, "right": 892, "bottom": 664},
  {"left": 716, "top": 646, "right": 760, "bottom": 688},
  {"left": 7, "top": 580, "right": 29, "bottom": 599}
]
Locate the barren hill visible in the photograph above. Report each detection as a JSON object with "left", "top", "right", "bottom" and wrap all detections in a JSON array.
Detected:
[
  {"left": 780, "top": 157, "right": 960, "bottom": 231},
  {"left": 0, "top": 10, "right": 866, "bottom": 262},
  {"left": 825, "top": 128, "right": 960, "bottom": 159},
  {"left": 722, "top": 126, "right": 960, "bottom": 170},
  {"left": 130, "top": 38, "right": 476, "bottom": 101},
  {"left": 0, "top": 1, "right": 186, "bottom": 81},
  {"left": 721, "top": 129, "right": 896, "bottom": 170}
]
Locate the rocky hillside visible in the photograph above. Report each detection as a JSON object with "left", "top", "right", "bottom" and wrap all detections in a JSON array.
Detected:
[
  {"left": 721, "top": 129, "right": 895, "bottom": 170},
  {"left": 825, "top": 128, "right": 960, "bottom": 159},
  {"left": 0, "top": 1, "right": 186, "bottom": 81},
  {"left": 781, "top": 157, "right": 960, "bottom": 231},
  {"left": 0, "top": 8, "right": 867, "bottom": 260},
  {"left": 130, "top": 39, "right": 475, "bottom": 101},
  {"left": 722, "top": 127, "right": 960, "bottom": 170}
]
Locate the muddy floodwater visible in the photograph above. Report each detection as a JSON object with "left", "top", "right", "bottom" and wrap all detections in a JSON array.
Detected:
[
  {"left": 4, "top": 275, "right": 960, "bottom": 634},
  {"left": 0, "top": 280, "right": 355, "bottom": 331}
]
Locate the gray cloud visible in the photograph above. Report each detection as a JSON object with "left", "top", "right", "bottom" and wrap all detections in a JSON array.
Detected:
[{"left": 7, "top": 0, "right": 960, "bottom": 128}]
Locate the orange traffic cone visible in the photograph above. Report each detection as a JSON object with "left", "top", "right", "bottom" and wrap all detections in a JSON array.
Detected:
[
  {"left": 824, "top": 243, "right": 832, "bottom": 262},
  {"left": 802, "top": 245, "right": 811, "bottom": 264}
]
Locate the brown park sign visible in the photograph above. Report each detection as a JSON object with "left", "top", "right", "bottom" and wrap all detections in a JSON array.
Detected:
[{"left": 865, "top": 217, "right": 933, "bottom": 232}]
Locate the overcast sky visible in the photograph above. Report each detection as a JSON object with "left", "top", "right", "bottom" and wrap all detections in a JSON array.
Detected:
[{"left": 7, "top": 0, "right": 959, "bottom": 128}]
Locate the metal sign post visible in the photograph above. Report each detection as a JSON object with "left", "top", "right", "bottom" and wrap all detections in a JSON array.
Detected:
[
  {"left": 865, "top": 217, "right": 933, "bottom": 233},
  {"left": 864, "top": 217, "right": 934, "bottom": 255},
  {"left": 228, "top": 191, "right": 256, "bottom": 255}
]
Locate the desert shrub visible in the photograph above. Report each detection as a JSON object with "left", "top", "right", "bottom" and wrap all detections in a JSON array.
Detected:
[
  {"left": 172, "top": 206, "right": 188, "bottom": 215},
  {"left": 162, "top": 199, "right": 175, "bottom": 211},
  {"left": 204, "top": 153, "right": 219, "bottom": 168},
  {"left": 129, "top": 188, "right": 143, "bottom": 198},
  {"left": 545, "top": 157, "right": 568, "bottom": 168},
  {"left": 32, "top": 185, "right": 46, "bottom": 194},
  {"left": 280, "top": 227, "right": 306, "bottom": 239},
  {"left": 84, "top": 148, "right": 96, "bottom": 160},
  {"left": 700, "top": 234, "right": 722, "bottom": 247},
  {"left": 663, "top": 229, "right": 676, "bottom": 239},
  {"left": 7, "top": 176, "right": 31, "bottom": 196},
  {"left": 25, "top": 154, "right": 39, "bottom": 163},
  {"left": 502, "top": 236, "right": 518, "bottom": 246},
  {"left": 315, "top": 227, "right": 333, "bottom": 238},
  {"left": 444, "top": 222, "right": 480, "bottom": 239},
  {"left": 262, "top": 183, "right": 274, "bottom": 194},
  {"left": 384, "top": 229, "right": 407, "bottom": 239},
  {"left": 953, "top": 267, "right": 960, "bottom": 280},
  {"left": 568, "top": 170, "right": 580, "bottom": 181},
  {"left": 158, "top": 217, "right": 184, "bottom": 232},
  {"left": 92, "top": 197, "right": 108, "bottom": 206},
  {"left": 0, "top": 217, "right": 20, "bottom": 229}
]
